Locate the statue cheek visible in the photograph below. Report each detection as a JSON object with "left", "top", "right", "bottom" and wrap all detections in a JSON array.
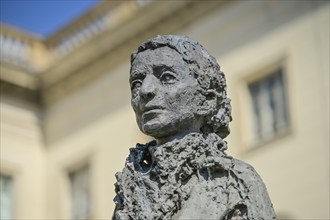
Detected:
[
  {"left": 182, "top": 92, "right": 203, "bottom": 113},
  {"left": 131, "top": 98, "right": 140, "bottom": 112}
]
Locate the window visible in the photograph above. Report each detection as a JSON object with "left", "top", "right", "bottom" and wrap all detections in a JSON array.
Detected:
[
  {"left": 0, "top": 175, "right": 13, "bottom": 220},
  {"left": 248, "top": 69, "right": 289, "bottom": 144},
  {"left": 69, "top": 166, "right": 90, "bottom": 219}
]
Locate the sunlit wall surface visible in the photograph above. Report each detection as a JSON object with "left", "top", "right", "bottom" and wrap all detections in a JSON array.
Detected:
[{"left": 1, "top": 1, "right": 329, "bottom": 219}]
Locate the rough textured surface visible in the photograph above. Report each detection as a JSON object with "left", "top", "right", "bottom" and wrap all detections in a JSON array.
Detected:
[{"left": 113, "top": 35, "right": 276, "bottom": 219}]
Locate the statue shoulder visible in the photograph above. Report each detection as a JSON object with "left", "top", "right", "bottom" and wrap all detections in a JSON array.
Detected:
[
  {"left": 230, "top": 158, "right": 276, "bottom": 219},
  {"left": 231, "top": 158, "right": 260, "bottom": 177},
  {"left": 230, "top": 158, "right": 267, "bottom": 189},
  {"left": 174, "top": 157, "right": 276, "bottom": 220}
]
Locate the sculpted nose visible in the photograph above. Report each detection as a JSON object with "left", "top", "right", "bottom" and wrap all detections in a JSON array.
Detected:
[{"left": 140, "top": 75, "right": 156, "bottom": 99}]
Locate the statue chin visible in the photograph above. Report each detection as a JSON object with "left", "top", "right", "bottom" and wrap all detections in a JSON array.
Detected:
[
  {"left": 138, "top": 115, "right": 203, "bottom": 143},
  {"left": 141, "top": 123, "right": 160, "bottom": 136},
  {"left": 137, "top": 114, "right": 170, "bottom": 137},
  {"left": 141, "top": 124, "right": 171, "bottom": 139}
]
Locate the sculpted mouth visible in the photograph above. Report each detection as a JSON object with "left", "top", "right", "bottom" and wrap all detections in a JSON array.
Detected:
[
  {"left": 141, "top": 106, "right": 164, "bottom": 114},
  {"left": 141, "top": 107, "right": 164, "bottom": 122}
]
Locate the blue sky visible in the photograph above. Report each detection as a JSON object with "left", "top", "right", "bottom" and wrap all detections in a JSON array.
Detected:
[{"left": 0, "top": 0, "right": 101, "bottom": 37}]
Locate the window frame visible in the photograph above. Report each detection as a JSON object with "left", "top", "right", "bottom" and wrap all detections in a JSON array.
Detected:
[
  {"left": 238, "top": 59, "right": 293, "bottom": 151},
  {"left": 68, "top": 164, "right": 91, "bottom": 220}
]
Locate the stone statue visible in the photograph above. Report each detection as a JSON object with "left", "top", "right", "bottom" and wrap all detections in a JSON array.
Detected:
[{"left": 113, "top": 35, "right": 276, "bottom": 219}]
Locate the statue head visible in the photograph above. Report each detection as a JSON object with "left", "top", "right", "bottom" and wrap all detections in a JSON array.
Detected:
[{"left": 130, "top": 35, "right": 231, "bottom": 144}]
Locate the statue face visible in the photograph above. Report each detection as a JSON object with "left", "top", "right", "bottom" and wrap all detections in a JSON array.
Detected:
[{"left": 130, "top": 47, "right": 203, "bottom": 143}]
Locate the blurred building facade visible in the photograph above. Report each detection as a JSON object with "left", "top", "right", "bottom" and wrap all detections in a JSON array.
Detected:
[{"left": 1, "top": 1, "right": 329, "bottom": 219}]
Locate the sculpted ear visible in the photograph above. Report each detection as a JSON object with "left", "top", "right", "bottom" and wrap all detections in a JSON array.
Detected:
[{"left": 198, "top": 90, "right": 217, "bottom": 116}]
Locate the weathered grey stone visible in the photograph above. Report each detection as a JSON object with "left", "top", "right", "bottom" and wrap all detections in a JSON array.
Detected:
[{"left": 113, "top": 35, "right": 276, "bottom": 219}]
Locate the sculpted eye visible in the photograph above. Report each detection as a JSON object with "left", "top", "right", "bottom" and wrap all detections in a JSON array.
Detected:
[
  {"left": 160, "top": 71, "right": 177, "bottom": 84},
  {"left": 131, "top": 80, "right": 142, "bottom": 94}
]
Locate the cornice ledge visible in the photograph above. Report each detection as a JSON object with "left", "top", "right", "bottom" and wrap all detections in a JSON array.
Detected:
[{"left": 0, "top": 62, "right": 40, "bottom": 90}]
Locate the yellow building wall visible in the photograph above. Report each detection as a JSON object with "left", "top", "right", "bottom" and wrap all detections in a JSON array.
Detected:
[{"left": 0, "top": 99, "right": 46, "bottom": 219}]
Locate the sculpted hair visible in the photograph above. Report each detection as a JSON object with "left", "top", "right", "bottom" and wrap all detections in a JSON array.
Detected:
[{"left": 131, "top": 35, "right": 232, "bottom": 139}]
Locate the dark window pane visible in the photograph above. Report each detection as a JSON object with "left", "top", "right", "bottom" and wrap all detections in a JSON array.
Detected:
[
  {"left": 0, "top": 174, "right": 13, "bottom": 220},
  {"left": 248, "top": 69, "right": 289, "bottom": 143}
]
